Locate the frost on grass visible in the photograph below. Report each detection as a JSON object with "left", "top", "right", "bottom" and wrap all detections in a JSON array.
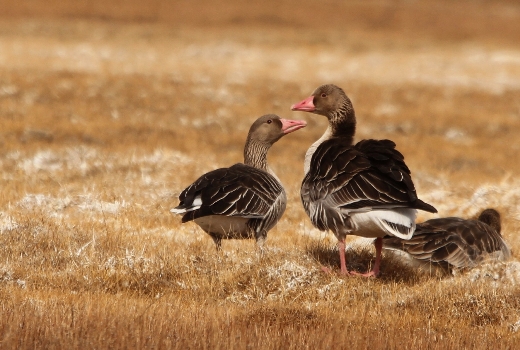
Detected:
[
  {"left": 316, "top": 279, "right": 345, "bottom": 300},
  {"left": 444, "top": 128, "right": 473, "bottom": 145},
  {"left": 18, "top": 193, "right": 127, "bottom": 217},
  {"left": 226, "top": 254, "right": 322, "bottom": 305},
  {"left": 18, "top": 194, "right": 72, "bottom": 215},
  {"left": 0, "top": 264, "right": 26, "bottom": 289},
  {"left": 265, "top": 260, "right": 316, "bottom": 292},
  {"left": 459, "top": 182, "right": 520, "bottom": 217},
  {"left": 20, "top": 150, "right": 62, "bottom": 173},
  {"left": 511, "top": 319, "right": 520, "bottom": 333},
  {"left": 121, "top": 249, "right": 159, "bottom": 273},
  {"left": 131, "top": 149, "right": 192, "bottom": 167},
  {"left": 0, "top": 84, "right": 18, "bottom": 96},
  {"left": 373, "top": 102, "right": 400, "bottom": 117},
  {"left": 19, "top": 147, "right": 103, "bottom": 176},
  {"left": 131, "top": 149, "right": 195, "bottom": 192},
  {"left": 417, "top": 177, "right": 520, "bottom": 220},
  {"left": 77, "top": 196, "right": 127, "bottom": 214},
  {"left": 463, "top": 261, "right": 520, "bottom": 287},
  {"left": 0, "top": 212, "right": 18, "bottom": 233}
]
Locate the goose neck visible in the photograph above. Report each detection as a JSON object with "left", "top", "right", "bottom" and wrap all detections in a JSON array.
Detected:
[
  {"left": 329, "top": 107, "right": 356, "bottom": 140},
  {"left": 244, "top": 138, "right": 270, "bottom": 171},
  {"left": 304, "top": 125, "right": 332, "bottom": 174}
]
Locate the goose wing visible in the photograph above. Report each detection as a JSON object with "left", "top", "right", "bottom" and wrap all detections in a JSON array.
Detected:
[
  {"left": 383, "top": 217, "right": 510, "bottom": 268},
  {"left": 301, "top": 139, "right": 436, "bottom": 231},
  {"left": 172, "top": 163, "right": 284, "bottom": 223}
]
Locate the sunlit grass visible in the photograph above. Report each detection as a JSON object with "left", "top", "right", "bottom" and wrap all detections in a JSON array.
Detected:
[{"left": 1, "top": 2, "right": 520, "bottom": 347}]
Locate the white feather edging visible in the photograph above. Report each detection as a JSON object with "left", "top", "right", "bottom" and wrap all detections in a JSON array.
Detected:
[
  {"left": 170, "top": 196, "right": 202, "bottom": 214},
  {"left": 349, "top": 208, "right": 417, "bottom": 239}
]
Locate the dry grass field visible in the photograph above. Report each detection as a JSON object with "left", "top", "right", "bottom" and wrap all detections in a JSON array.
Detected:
[{"left": 1, "top": 0, "right": 520, "bottom": 348}]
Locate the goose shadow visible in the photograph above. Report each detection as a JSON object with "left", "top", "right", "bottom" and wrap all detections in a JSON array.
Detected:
[{"left": 305, "top": 241, "right": 451, "bottom": 285}]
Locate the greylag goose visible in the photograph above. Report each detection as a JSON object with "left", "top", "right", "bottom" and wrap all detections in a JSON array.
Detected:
[
  {"left": 382, "top": 208, "right": 511, "bottom": 270},
  {"left": 171, "top": 114, "right": 306, "bottom": 250},
  {"left": 291, "top": 84, "right": 437, "bottom": 277}
]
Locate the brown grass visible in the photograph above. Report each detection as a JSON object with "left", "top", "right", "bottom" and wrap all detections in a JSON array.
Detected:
[{"left": 1, "top": 0, "right": 520, "bottom": 348}]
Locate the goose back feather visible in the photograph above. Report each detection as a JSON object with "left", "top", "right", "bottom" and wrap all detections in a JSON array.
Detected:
[
  {"left": 382, "top": 208, "right": 511, "bottom": 269},
  {"left": 301, "top": 138, "right": 436, "bottom": 237},
  {"left": 173, "top": 163, "right": 286, "bottom": 239}
]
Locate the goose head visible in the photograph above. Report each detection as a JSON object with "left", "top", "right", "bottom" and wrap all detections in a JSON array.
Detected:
[
  {"left": 248, "top": 114, "right": 307, "bottom": 144},
  {"left": 291, "top": 84, "right": 355, "bottom": 122}
]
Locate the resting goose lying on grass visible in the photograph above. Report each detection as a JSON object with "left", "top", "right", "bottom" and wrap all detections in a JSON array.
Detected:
[{"left": 382, "top": 208, "right": 511, "bottom": 270}]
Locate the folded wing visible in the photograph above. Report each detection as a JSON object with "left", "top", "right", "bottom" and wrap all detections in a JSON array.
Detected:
[
  {"left": 382, "top": 217, "right": 511, "bottom": 268},
  {"left": 301, "top": 138, "right": 436, "bottom": 231},
  {"left": 173, "top": 163, "right": 284, "bottom": 223}
]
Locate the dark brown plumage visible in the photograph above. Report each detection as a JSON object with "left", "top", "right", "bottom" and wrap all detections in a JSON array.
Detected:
[
  {"left": 171, "top": 114, "right": 306, "bottom": 250},
  {"left": 292, "top": 84, "right": 436, "bottom": 276},
  {"left": 301, "top": 138, "right": 436, "bottom": 233},
  {"left": 382, "top": 208, "right": 510, "bottom": 269}
]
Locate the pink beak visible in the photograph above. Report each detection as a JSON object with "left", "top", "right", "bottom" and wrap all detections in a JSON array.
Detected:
[
  {"left": 280, "top": 119, "right": 307, "bottom": 134},
  {"left": 291, "top": 96, "right": 315, "bottom": 112}
]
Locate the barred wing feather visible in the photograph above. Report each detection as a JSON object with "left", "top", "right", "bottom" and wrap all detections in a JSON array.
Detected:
[
  {"left": 301, "top": 138, "right": 436, "bottom": 231},
  {"left": 383, "top": 217, "right": 511, "bottom": 268},
  {"left": 174, "top": 163, "right": 283, "bottom": 223}
]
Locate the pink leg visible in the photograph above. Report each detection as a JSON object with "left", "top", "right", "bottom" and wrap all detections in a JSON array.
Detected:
[
  {"left": 352, "top": 237, "right": 382, "bottom": 277},
  {"left": 338, "top": 239, "right": 350, "bottom": 275},
  {"left": 321, "top": 239, "right": 353, "bottom": 275}
]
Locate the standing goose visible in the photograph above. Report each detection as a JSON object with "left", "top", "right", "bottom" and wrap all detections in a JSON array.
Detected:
[
  {"left": 382, "top": 208, "right": 511, "bottom": 270},
  {"left": 171, "top": 114, "right": 306, "bottom": 250},
  {"left": 291, "top": 84, "right": 437, "bottom": 277}
]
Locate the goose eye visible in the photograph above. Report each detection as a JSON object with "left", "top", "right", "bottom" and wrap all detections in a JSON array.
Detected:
[
  {"left": 320, "top": 93, "right": 327, "bottom": 98},
  {"left": 267, "top": 119, "right": 272, "bottom": 124}
]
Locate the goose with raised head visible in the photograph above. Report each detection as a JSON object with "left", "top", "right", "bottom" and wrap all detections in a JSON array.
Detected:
[
  {"left": 171, "top": 114, "right": 307, "bottom": 250},
  {"left": 291, "top": 84, "right": 437, "bottom": 277},
  {"left": 382, "top": 208, "right": 510, "bottom": 270}
]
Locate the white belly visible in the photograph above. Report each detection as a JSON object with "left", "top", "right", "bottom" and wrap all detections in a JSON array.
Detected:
[
  {"left": 349, "top": 208, "right": 417, "bottom": 239},
  {"left": 194, "top": 215, "right": 250, "bottom": 237}
]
